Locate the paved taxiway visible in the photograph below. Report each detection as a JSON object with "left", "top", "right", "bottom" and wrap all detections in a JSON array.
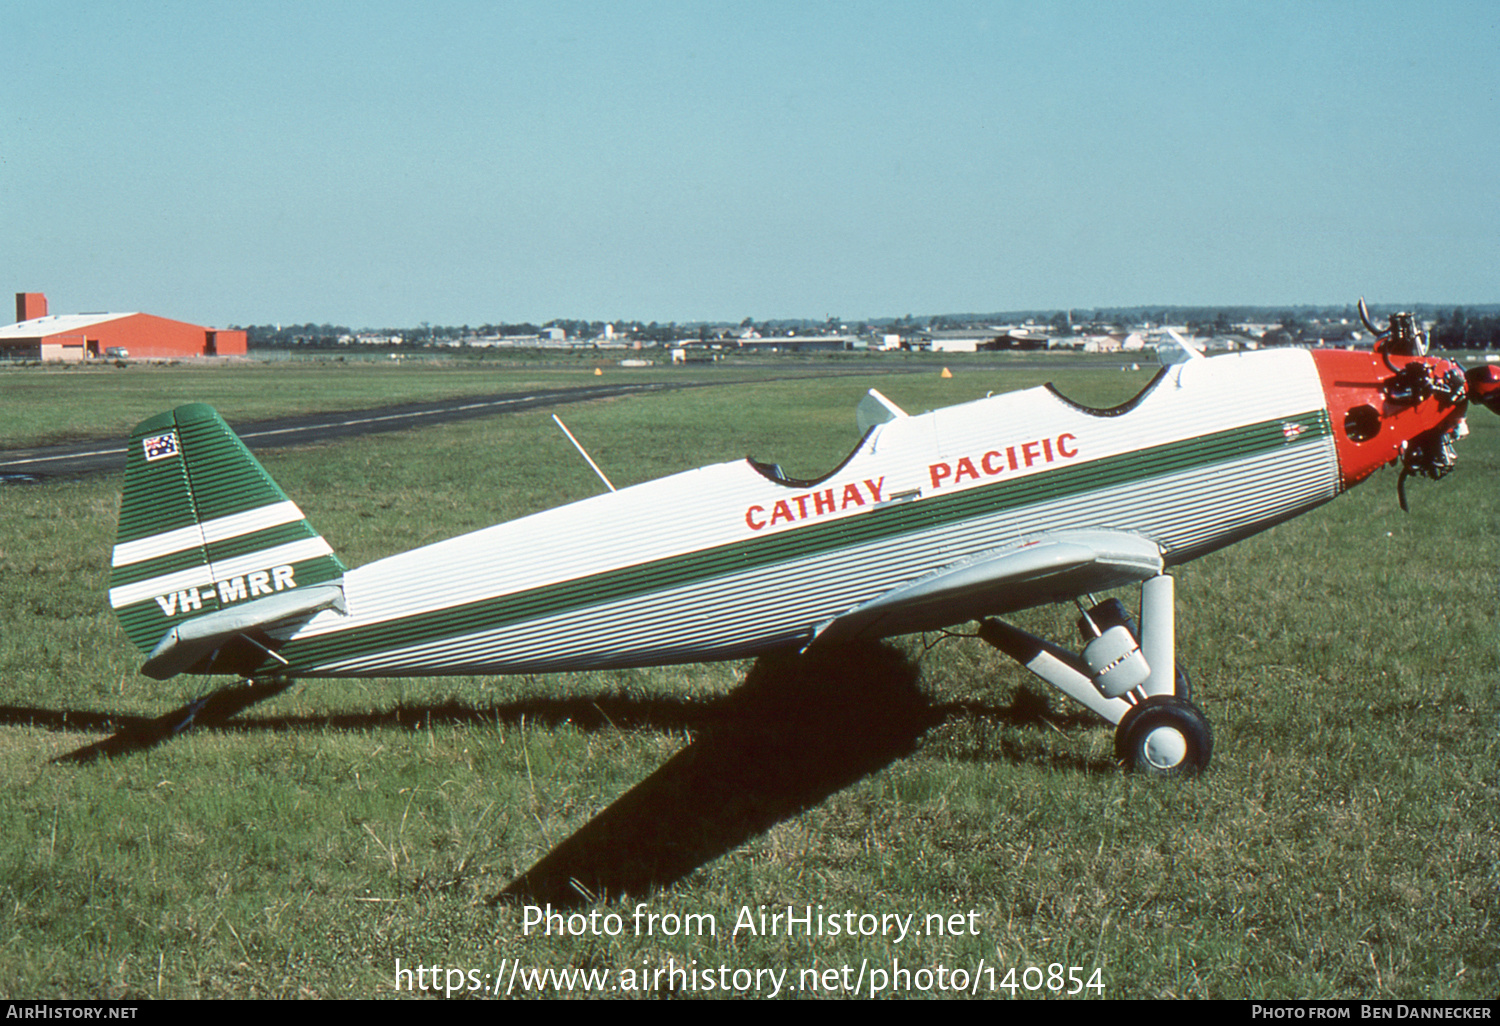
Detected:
[{"left": 0, "top": 381, "right": 676, "bottom": 480}]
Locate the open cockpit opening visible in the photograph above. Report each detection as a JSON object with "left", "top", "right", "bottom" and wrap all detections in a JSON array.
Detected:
[
  {"left": 748, "top": 387, "right": 909, "bottom": 488},
  {"left": 1045, "top": 367, "right": 1168, "bottom": 417},
  {"left": 748, "top": 426, "right": 876, "bottom": 488}
]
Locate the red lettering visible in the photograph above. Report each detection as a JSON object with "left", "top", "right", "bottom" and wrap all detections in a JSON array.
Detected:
[
  {"left": 748, "top": 473, "right": 903, "bottom": 532},
  {"left": 1022, "top": 441, "right": 1041, "bottom": 467},
  {"left": 982, "top": 450, "right": 1005, "bottom": 475},
  {"left": 1007, "top": 446, "right": 1018, "bottom": 471},
  {"left": 929, "top": 463, "right": 951, "bottom": 489},
  {"left": 1057, "top": 432, "right": 1078, "bottom": 458},
  {"left": 1042, "top": 437, "right": 1053, "bottom": 462},
  {"left": 954, "top": 457, "right": 979, "bottom": 483}
]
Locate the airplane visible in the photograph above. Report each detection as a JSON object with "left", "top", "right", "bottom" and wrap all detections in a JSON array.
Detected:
[{"left": 104, "top": 305, "right": 1500, "bottom": 776}]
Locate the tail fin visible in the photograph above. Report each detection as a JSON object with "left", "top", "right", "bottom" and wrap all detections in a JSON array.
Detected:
[{"left": 109, "top": 404, "right": 346, "bottom": 677}]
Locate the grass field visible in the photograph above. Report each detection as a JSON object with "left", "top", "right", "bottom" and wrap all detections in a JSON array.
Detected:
[
  {"left": 0, "top": 357, "right": 1495, "bottom": 999},
  {"left": 0, "top": 348, "right": 1105, "bottom": 449},
  {"left": 0, "top": 356, "right": 681, "bottom": 449}
]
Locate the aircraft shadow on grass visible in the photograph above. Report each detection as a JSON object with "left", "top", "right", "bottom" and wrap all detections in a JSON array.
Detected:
[{"left": 5, "top": 641, "right": 1107, "bottom": 907}]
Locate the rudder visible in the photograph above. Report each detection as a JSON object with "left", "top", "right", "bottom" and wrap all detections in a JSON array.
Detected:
[{"left": 109, "top": 404, "right": 346, "bottom": 661}]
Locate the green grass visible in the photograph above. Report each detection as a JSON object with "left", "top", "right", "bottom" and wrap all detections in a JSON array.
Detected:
[
  {"left": 0, "top": 360, "right": 1496, "bottom": 999},
  {"left": 0, "top": 348, "right": 1151, "bottom": 449},
  {"left": 0, "top": 358, "right": 669, "bottom": 449}
]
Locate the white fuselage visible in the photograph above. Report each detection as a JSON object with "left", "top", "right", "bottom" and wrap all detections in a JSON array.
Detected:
[{"left": 276, "top": 349, "right": 1339, "bottom": 677}]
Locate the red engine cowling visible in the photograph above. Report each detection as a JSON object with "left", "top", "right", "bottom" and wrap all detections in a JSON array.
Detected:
[{"left": 1310, "top": 348, "right": 1470, "bottom": 493}]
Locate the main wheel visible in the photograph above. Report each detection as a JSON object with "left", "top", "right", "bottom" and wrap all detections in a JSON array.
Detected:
[{"left": 1115, "top": 696, "right": 1212, "bottom": 777}]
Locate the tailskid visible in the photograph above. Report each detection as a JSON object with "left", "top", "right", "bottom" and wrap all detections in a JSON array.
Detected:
[{"left": 52, "top": 677, "right": 294, "bottom": 765}]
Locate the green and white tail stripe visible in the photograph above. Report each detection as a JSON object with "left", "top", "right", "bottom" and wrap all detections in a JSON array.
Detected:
[{"left": 110, "top": 403, "right": 346, "bottom": 654}]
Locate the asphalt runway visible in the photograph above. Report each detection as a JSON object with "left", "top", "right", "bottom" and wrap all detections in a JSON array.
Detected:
[
  {"left": 0, "top": 357, "right": 1118, "bottom": 482},
  {"left": 0, "top": 381, "right": 678, "bottom": 480}
]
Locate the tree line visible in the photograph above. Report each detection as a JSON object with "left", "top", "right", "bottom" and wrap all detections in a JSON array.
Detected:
[
  {"left": 1428, "top": 309, "right": 1500, "bottom": 350},
  {"left": 235, "top": 304, "right": 1500, "bottom": 350}
]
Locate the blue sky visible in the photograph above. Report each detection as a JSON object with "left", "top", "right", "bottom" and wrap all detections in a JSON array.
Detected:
[{"left": 5, "top": 1, "right": 1497, "bottom": 327}]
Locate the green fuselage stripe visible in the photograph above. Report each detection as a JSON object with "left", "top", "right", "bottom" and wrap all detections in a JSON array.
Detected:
[{"left": 273, "top": 411, "right": 1331, "bottom": 673}]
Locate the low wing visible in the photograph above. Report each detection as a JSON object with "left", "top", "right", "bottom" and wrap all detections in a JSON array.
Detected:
[{"left": 808, "top": 529, "right": 1163, "bottom": 650}]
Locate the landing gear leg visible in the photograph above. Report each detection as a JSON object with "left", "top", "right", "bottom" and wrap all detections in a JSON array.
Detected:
[{"left": 977, "top": 573, "right": 1212, "bottom": 776}]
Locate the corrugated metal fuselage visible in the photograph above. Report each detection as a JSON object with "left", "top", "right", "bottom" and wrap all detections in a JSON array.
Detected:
[{"left": 268, "top": 348, "right": 1340, "bottom": 678}]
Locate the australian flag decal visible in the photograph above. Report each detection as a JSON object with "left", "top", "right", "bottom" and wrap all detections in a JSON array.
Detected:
[{"left": 143, "top": 431, "right": 180, "bottom": 462}]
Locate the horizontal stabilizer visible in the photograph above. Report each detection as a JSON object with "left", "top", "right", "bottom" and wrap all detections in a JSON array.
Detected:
[
  {"left": 141, "top": 583, "right": 346, "bottom": 680},
  {"left": 808, "top": 530, "right": 1163, "bottom": 649}
]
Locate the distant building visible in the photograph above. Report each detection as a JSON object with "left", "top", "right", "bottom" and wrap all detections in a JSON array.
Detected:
[
  {"left": 0, "top": 292, "right": 247, "bottom": 361},
  {"left": 728, "top": 334, "right": 857, "bottom": 353},
  {"left": 923, "top": 329, "right": 1000, "bottom": 353}
]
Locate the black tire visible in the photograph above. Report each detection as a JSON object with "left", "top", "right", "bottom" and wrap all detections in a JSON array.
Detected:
[
  {"left": 1115, "top": 696, "right": 1212, "bottom": 777},
  {"left": 1173, "top": 663, "right": 1192, "bottom": 701}
]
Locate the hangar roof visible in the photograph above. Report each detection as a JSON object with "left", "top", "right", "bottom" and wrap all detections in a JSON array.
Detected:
[{"left": 0, "top": 312, "right": 138, "bottom": 338}]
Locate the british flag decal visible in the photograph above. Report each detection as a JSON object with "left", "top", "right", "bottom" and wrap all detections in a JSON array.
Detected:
[{"left": 1281, "top": 421, "right": 1308, "bottom": 441}]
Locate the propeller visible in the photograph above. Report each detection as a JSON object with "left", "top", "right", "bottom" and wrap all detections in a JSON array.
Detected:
[
  {"left": 1467, "top": 364, "right": 1500, "bottom": 416},
  {"left": 1355, "top": 295, "right": 1486, "bottom": 511}
]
